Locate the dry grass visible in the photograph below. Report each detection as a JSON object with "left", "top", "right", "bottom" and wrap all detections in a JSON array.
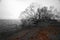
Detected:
[{"left": 7, "top": 25, "right": 60, "bottom": 40}]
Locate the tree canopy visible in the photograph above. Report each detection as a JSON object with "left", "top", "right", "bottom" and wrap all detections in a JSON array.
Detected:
[{"left": 20, "top": 3, "right": 60, "bottom": 28}]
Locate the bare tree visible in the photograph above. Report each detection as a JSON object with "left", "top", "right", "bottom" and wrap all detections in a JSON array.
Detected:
[{"left": 20, "top": 3, "right": 60, "bottom": 28}]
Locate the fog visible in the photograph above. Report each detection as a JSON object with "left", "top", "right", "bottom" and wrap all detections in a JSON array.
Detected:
[{"left": 0, "top": 0, "right": 60, "bottom": 19}]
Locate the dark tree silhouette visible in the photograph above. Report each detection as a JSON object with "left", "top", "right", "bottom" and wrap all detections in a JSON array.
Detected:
[{"left": 20, "top": 3, "right": 60, "bottom": 29}]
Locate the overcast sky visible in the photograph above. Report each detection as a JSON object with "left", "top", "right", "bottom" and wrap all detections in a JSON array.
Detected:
[{"left": 0, "top": 0, "right": 60, "bottom": 19}]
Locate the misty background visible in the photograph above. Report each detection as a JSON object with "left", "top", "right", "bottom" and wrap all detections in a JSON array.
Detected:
[{"left": 0, "top": 0, "right": 60, "bottom": 19}]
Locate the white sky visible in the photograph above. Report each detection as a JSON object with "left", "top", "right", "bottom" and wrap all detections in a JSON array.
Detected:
[{"left": 0, "top": 0, "right": 60, "bottom": 19}]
